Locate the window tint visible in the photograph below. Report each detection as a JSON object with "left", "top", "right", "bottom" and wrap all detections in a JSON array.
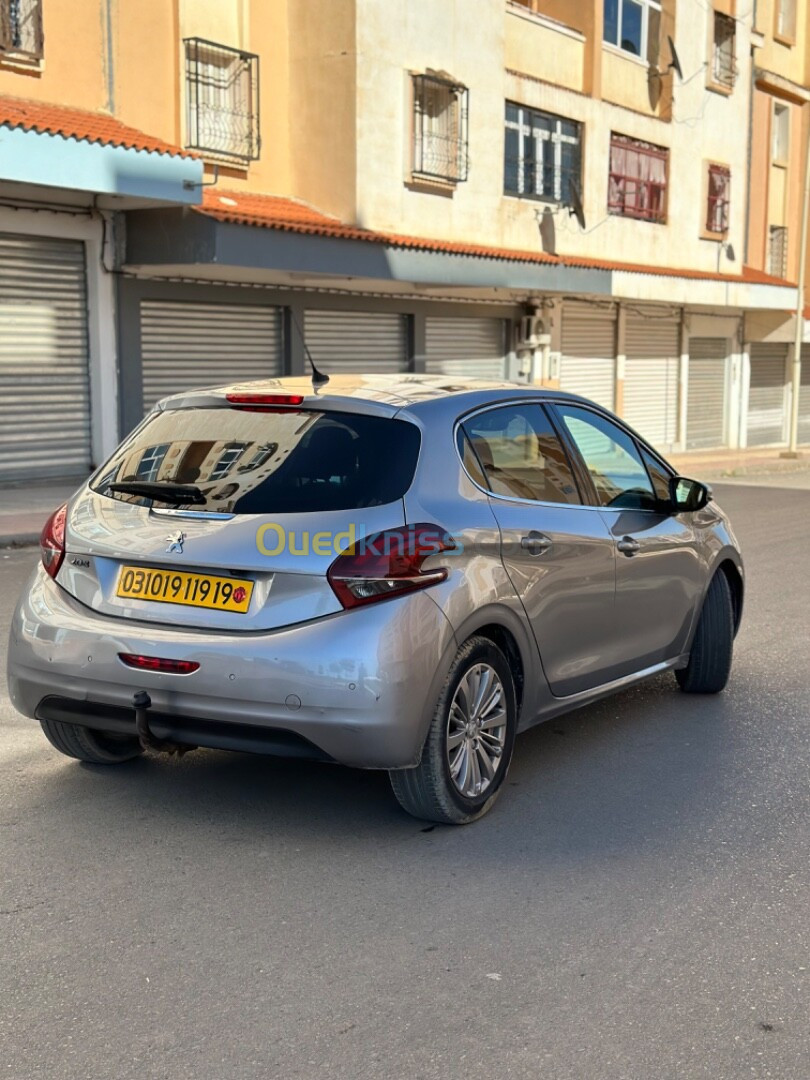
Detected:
[
  {"left": 461, "top": 404, "right": 580, "bottom": 504},
  {"left": 456, "top": 429, "right": 488, "bottom": 490},
  {"left": 640, "top": 446, "right": 672, "bottom": 505},
  {"left": 92, "top": 408, "right": 421, "bottom": 514},
  {"left": 556, "top": 405, "right": 657, "bottom": 510}
]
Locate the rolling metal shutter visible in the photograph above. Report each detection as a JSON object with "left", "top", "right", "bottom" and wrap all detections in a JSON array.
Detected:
[
  {"left": 747, "top": 344, "right": 787, "bottom": 447},
  {"left": 0, "top": 232, "right": 91, "bottom": 482},
  {"left": 799, "top": 347, "right": 810, "bottom": 445},
  {"left": 560, "top": 302, "right": 616, "bottom": 410},
  {"left": 686, "top": 338, "right": 728, "bottom": 450},
  {"left": 424, "top": 317, "right": 507, "bottom": 379},
  {"left": 304, "top": 310, "right": 409, "bottom": 372},
  {"left": 141, "top": 300, "right": 283, "bottom": 412},
  {"left": 623, "top": 311, "right": 680, "bottom": 450}
]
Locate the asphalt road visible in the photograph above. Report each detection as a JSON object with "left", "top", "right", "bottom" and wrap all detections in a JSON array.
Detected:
[{"left": 2, "top": 479, "right": 809, "bottom": 1080}]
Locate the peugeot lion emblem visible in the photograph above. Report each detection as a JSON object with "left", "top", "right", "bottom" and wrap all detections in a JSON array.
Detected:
[{"left": 165, "top": 531, "right": 186, "bottom": 554}]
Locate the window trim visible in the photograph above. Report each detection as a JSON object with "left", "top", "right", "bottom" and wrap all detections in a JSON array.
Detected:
[
  {"left": 602, "top": 0, "right": 662, "bottom": 61},
  {"left": 504, "top": 101, "right": 583, "bottom": 205},
  {"left": 608, "top": 133, "right": 669, "bottom": 225}
]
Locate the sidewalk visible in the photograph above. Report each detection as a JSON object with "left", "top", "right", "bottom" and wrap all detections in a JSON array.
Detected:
[
  {"left": 0, "top": 480, "right": 83, "bottom": 548},
  {"left": 667, "top": 447, "right": 809, "bottom": 479}
]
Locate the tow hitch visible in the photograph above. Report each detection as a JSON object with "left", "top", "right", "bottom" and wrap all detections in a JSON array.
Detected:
[{"left": 132, "top": 691, "right": 196, "bottom": 756}]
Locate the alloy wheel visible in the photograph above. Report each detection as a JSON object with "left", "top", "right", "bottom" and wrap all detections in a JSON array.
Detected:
[{"left": 446, "top": 663, "right": 508, "bottom": 799}]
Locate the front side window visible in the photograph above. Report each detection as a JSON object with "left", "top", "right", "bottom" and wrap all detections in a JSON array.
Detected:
[
  {"left": 556, "top": 405, "right": 658, "bottom": 510},
  {"left": 712, "top": 12, "right": 736, "bottom": 88},
  {"left": 706, "top": 164, "right": 731, "bottom": 233},
  {"left": 608, "top": 133, "right": 668, "bottom": 224},
  {"left": 461, "top": 404, "right": 580, "bottom": 505},
  {"left": 0, "top": 0, "right": 42, "bottom": 55},
  {"left": 504, "top": 103, "right": 582, "bottom": 204},
  {"left": 412, "top": 74, "right": 469, "bottom": 184},
  {"left": 603, "top": 0, "right": 662, "bottom": 64},
  {"left": 184, "top": 38, "right": 260, "bottom": 161}
]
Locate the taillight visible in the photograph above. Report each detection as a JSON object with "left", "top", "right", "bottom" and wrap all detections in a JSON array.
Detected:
[
  {"left": 40, "top": 503, "right": 67, "bottom": 580},
  {"left": 226, "top": 392, "right": 305, "bottom": 408},
  {"left": 118, "top": 654, "right": 200, "bottom": 675},
  {"left": 327, "top": 524, "right": 455, "bottom": 609}
]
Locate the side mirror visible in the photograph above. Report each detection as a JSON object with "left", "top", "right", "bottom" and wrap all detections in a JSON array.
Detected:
[{"left": 669, "top": 476, "right": 710, "bottom": 513}]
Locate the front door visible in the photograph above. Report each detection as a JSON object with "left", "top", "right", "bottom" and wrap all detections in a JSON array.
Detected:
[
  {"left": 460, "top": 402, "right": 617, "bottom": 697},
  {"left": 553, "top": 403, "right": 704, "bottom": 675}
]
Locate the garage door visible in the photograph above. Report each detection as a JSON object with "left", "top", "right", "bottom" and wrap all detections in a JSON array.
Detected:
[
  {"left": 424, "top": 317, "right": 507, "bottom": 379},
  {"left": 747, "top": 344, "right": 787, "bottom": 447},
  {"left": 304, "top": 310, "right": 409, "bottom": 372},
  {"left": 799, "top": 347, "right": 810, "bottom": 445},
  {"left": 560, "top": 302, "right": 616, "bottom": 410},
  {"left": 141, "top": 300, "right": 283, "bottom": 412},
  {"left": 686, "top": 338, "right": 728, "bottom": 450},
  {"left": 0, "top": 232, "right": 91, "bottom": 482},
  {"left": 623, "top": 312, "right": 680, "bottom": 450}
]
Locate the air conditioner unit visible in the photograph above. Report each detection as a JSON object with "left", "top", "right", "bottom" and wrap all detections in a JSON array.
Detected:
[{"left": 517, "top": 314, "right": 545, "bottom": 349}]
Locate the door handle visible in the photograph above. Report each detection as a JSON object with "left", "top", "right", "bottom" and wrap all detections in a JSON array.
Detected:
[
  {"left": 617, "top": 536, "right": 640, "bottom": 556},
  {"left": 520, "top": 531, "right": 552, "bottom": 556}
]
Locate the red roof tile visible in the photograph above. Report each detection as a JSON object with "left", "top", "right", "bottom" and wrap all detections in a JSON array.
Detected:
[
  {"left": 198, "top": 190, "right": 798, "bottom": 289},
  {"left": 0, "top": 96, "right": 194, "bottom": 158}
]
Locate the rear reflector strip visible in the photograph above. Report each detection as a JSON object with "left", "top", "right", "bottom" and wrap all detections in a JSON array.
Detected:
[{"left": 118, "top": 653, "right": 200, "bottom": 675}]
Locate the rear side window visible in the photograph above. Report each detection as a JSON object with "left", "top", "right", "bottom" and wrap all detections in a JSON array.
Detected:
[
  {"left": 92, "top": 408, "right": 421, "bottom": 513},
  {"left": 461, "top": 404, "right": 580, "bottom": 504}
]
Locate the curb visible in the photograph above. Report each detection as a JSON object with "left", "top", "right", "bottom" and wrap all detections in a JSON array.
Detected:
[{"left": 0, "top": 533, "right": 40, "bottom": 550}]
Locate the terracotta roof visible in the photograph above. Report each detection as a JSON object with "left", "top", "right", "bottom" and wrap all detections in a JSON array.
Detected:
[
  {"left": 198, "top": 190, "right": 797, "bottom": 288},
  {"left": 0, "top": 96, "right": 194, "bottom": 158}
]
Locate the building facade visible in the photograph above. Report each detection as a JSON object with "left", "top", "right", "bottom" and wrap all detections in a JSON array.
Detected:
[{"left": 0, "top": 0, "right": 807, "bottom": 485}]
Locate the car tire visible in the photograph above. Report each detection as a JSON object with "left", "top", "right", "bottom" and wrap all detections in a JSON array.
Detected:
[
  {"left": 675, "top": 571, "right": 734, "bottom": 695},
  {"left": 39, "top": 719, "right": 144, "bottom": 764},
  {"left": 389, "top": 636, "right": 517, "bottom": 825}
]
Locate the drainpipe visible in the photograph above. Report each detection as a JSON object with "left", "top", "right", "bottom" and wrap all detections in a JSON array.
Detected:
[
  {"left": 743, "top": 0, "right": 757, "bottom": 266},
  {"left": 786, "top": 107, "right": 810, "bottom": 454}
]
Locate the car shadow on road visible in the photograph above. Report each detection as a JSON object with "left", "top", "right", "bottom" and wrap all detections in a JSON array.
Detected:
[{"left": 12, "top": 670, "right": 742, "bottom": 868}]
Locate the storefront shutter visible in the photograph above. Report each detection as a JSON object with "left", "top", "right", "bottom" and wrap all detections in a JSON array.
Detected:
[
  {"left": 686, "top": 338, "right": 729, "bottom": 450},
  {"left": 304, "top": 310, "right": 409, "bottom": 372},
  {"left": 424, "top": 317, "right": 507, "bottom": 379},
  {"left": 0, "top": 233, "right": 92, "bottom": 482},
  {"left": 747, "top": 344, "right": 788, "bottom": 448},
  {"left": 560, "top": 302, "right": 616, "bottom": 410},
  {"left": 140, "top": 299, "right": 283, "bottom": 412},
  {"left": 623, "top": 311, "right": 680, "bottom": 450}
]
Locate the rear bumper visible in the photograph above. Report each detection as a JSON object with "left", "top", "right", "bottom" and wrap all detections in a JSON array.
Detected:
[{"left": 7, "top": 567, "right": 458, "bottom": 769}]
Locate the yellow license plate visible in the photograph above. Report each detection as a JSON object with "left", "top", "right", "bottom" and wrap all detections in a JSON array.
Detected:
[{"left": 116, "top": 566, "right": 254, "bottom": 613}]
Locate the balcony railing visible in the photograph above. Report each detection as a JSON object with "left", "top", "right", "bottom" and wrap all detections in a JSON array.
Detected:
[
  {"left": 0, "top": 0, "right": 43, "bottom": 57},
  {"left": 184, "top": 38, "right": 260, "bottom": 162}
]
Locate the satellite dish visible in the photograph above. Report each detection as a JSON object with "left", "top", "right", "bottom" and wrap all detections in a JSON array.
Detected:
[
  {"left": 568, "top": 180, "right": 587, "bottom": 231},
  {"left": 538, "top": 207, "right": 557, "bottom": 256},
  {"left": 666, "top": 36, "right": 683, "bottom": 80}
]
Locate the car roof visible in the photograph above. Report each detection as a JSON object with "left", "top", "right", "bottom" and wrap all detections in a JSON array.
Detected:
[{"left": 157, "top": 373, "right": 592, "bottom": 418}]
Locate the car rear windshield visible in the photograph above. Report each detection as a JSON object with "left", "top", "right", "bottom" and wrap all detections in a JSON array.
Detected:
[{"left": 91, "top": 407, "right": 421, "bottom": 513}]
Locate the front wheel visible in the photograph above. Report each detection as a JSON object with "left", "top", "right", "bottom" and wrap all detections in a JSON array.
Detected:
[
  {"left": 40, "top": 719, "right": 143, "bottom": 764},
  {"left": 389, "top": 636, "right": 517, "bottom": 824},
  {"left": 676, "top": 571, "right": 734, "bottom": 694}
]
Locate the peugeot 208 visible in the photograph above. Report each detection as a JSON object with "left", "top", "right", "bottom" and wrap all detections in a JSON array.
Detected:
[{"left": 7, "top": 375, "right": 743, "bottom": 824}]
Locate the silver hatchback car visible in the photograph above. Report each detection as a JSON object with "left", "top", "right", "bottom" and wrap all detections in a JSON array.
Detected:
[{"left": 8, "top": 375, "right": 743, "bottom": 824}]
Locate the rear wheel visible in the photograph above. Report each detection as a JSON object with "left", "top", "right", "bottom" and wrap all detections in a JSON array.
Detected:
[
  {"left": 39, "top": 719, "right": 143, "bottom": 764},
  {"left": 389, "top": 636, "right": 517, "bottom": 825},
  {"left": 676, "top": 571, "right": 734, "bottom": 694}
]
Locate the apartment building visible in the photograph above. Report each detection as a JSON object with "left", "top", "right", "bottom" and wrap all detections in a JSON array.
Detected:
[{"left": 0, "top": 0, "right": 805, "bottom": 485}]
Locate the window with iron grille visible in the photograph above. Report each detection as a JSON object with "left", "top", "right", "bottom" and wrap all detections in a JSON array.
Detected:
[
  {"left": 768, "top": 225, "right": 788, "bottom": 279},
  {"left": 706, "top": 164, "right": 730, "bottom": 233},
  {"left": 608, "top": 133, "right": 668, "bottom": 224},
  {"left": 712, "top": 12, "right": 736, "bottom": 89},
  {"left": 412, "top": 74, "right": 469, "bottom": 184},
  {"left": 0, "top": 0, "right": 43, "bottom": 56},
  {"left": 505, "top": 103, "right": 582, "bottom": 205},
  {"left": 184, "top": 38, "right": 260, "bottom": 162}
]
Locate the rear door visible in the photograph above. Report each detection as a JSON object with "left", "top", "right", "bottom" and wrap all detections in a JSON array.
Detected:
[
  {"left": 460, "top": 402, "right": 617, "bottom": 697},
  {"left": 553, "top": 403, "right": 705, "bottom": 674}
]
